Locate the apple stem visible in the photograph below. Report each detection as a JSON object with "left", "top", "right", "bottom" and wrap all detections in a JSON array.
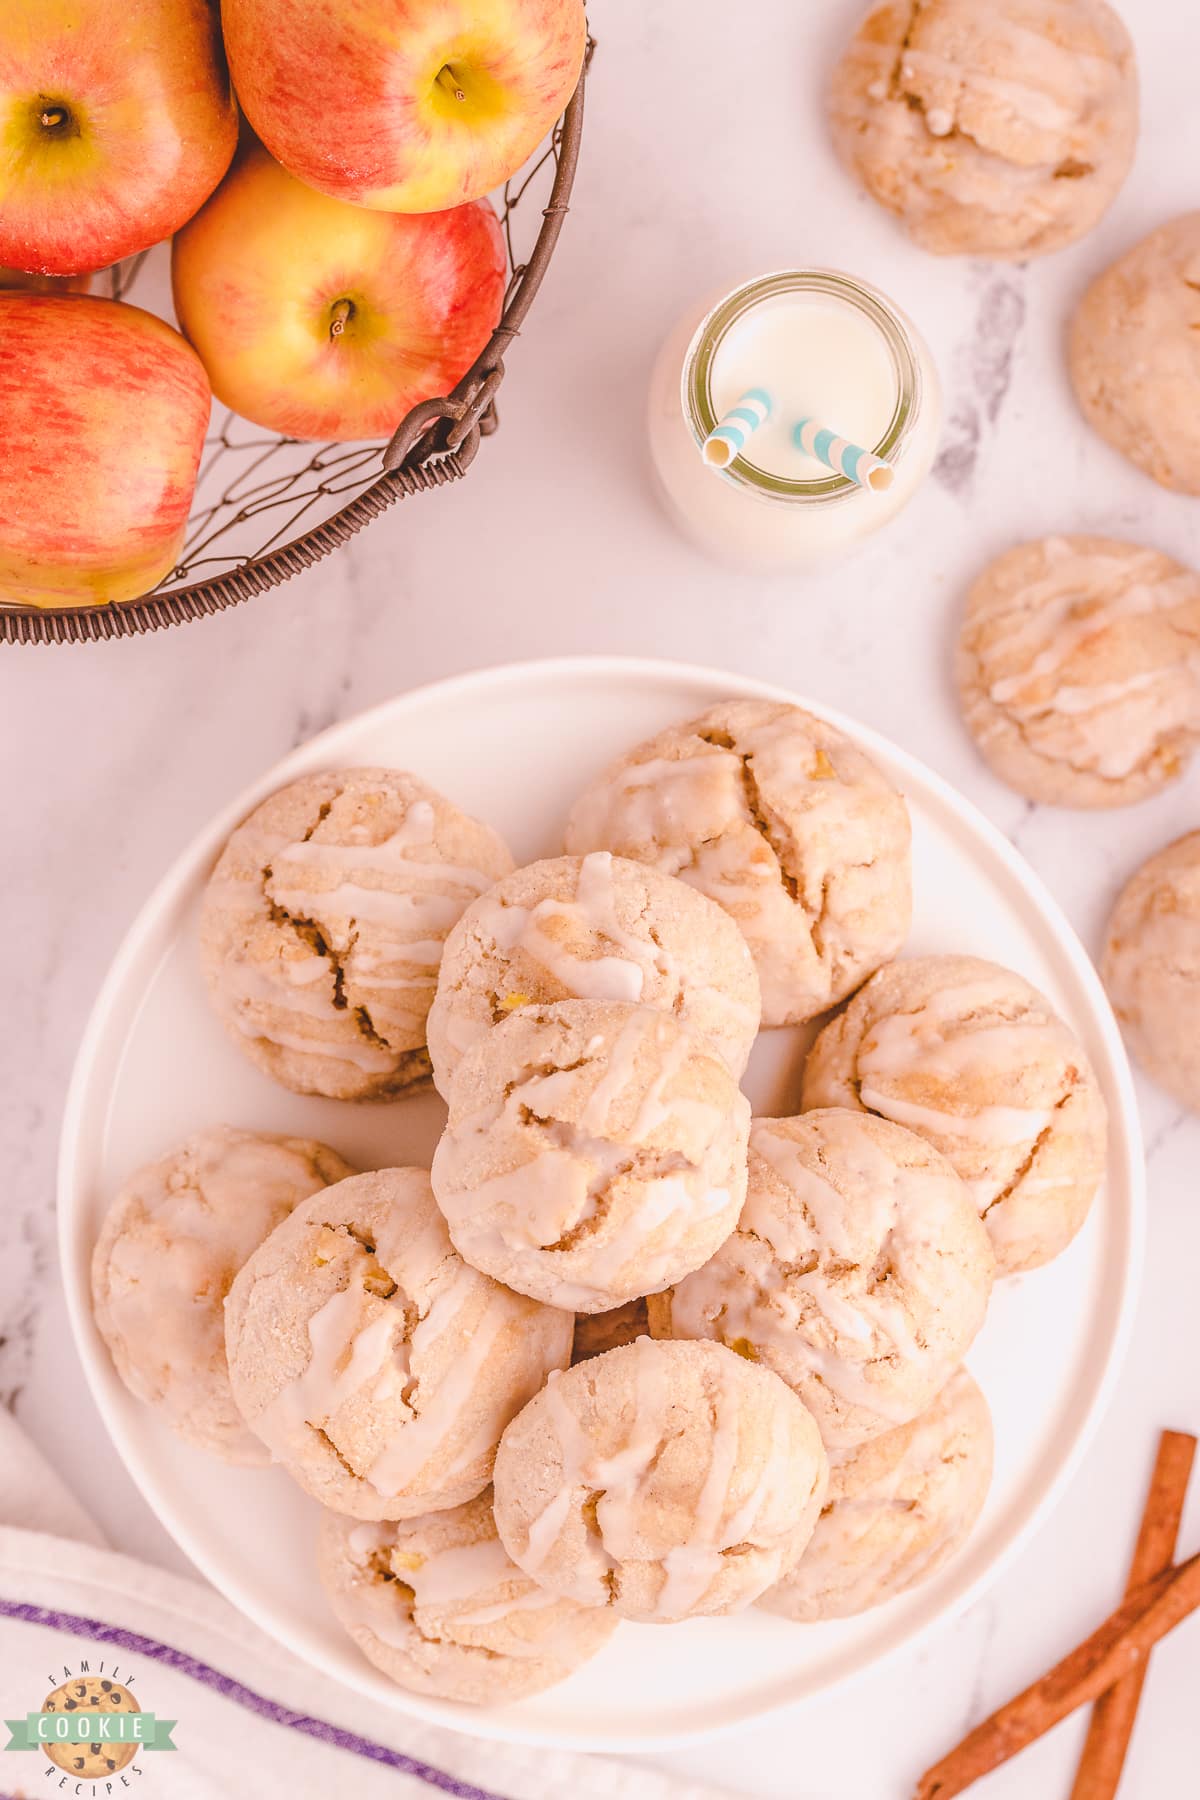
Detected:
[
  {"left": 435, "top": 65, "right": 467, "bottom": 102},
  {"left": 329, "top": 299, "right": 355, "bottom": 341},
  {"left": 41, "top": 107, "right": 67, "bottom": 129}
]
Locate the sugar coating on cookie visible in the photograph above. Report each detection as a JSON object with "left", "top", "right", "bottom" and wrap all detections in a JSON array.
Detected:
[
  {"left": 760, "top": 1368, "right": 993, "bottom": 1622},
  {"left": 427, "top": 851, "right": 761, "bottom": 1095},
  {"left": 200, "top": 768, "right": 513, "bottom": 1101},
  {"left": 318, "top": 1491, "right": 617, "bottom": 1704},
  {"left": 431, "top": 999, "right": 750, "bottom": 1313},
  {"left": 91, "top": 1125, "right": 354, "bottom": 1464},
  {"left": 828, "top": 0, "right": 1137, "bottom": 260},
  {"left": 649, "top": 1111, "right": 993, "bottom": 1449},
  {"left": 956, "top": 537, "right": 1200, "bottom": 808},
  {"left": 802, "top": 956, "right": 1107, "bottom": 1275},
  {"left": 492, "top": 1337, "right": 828, "bottom": 1623},
  {"left": 225, "top": 1168, "right": 572, "bottom": 1518},
  {"left": 572, "top": 1299, "right": 650, "bottom": 1364},
  {"left": 1103, "top": 832, "right": 1200, "bottom": 1113},
  {"left": 1069, "top": 213, "right": 1200, "bottom": 495},
  {"left": 564, "top": 700, "right": 911, "bottom": 1027}
]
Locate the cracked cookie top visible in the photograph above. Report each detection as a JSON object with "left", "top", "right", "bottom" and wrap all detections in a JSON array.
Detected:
[
  {"left": 91, "top": 1125, "right": 354, "bottom": 1464},
  {"left": 563, "top": 700, "right": 911, "bottom": 1027},
  {"left": 1102, "top": 831, "right": 1200, "bottom": 1114},
  {"left": 199, "top": 767, "right": 514, "bottom": 1101},
  {"left": 956, "top": 536, "right": 1200, "bottom": 809},
  {"left": 492, "top": 1337, "right": 828, "bottom": 1623},
  {"left": 802, "top": 956, "right": 1108, "bottom": 1274},
  {"left": 318, "top": 1491, "right": 617, "bottom": 1704},
  {"left": 427, "top": 850, "right": 761, "bottom": 1097},
  {"left": 648, "top": 1110, "right": 993, "bottom": 1448},
  {"left": 760, "top": 1366, "right": 993, "bottom": 1622},
  {"left": 224, "top": 1167, "right": 573, "bottom": 1519},
  {"left": 430, "top": 999, "right": 751, "bottom": 1314},
  {"left": 828, "top": 0, "right": 1137, "bottom": 259}
]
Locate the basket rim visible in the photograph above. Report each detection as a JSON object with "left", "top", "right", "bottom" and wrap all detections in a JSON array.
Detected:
[{"left": 1, "top": 63, "right": 587, "bottom": 646}]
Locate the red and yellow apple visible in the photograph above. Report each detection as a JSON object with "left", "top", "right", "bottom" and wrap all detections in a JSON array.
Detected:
[
  {"left": 0, "top": 296, "right": 211, "bottom": 608},
  {"left": 221, "top": 0, "right": 586, "bottom": 213},
  {"left": 0, "top": 0, "right": 237, "bottom": 277},
  {"left": 171, "top": 144, "right": 507, "bottom": 442}
]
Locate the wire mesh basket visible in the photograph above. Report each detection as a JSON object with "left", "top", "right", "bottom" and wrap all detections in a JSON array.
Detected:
[{"left": 2, "top": 57, "right": 588, "bottom": 647}]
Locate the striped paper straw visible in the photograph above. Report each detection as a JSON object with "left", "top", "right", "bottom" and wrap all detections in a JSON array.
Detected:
[
  {"left": 703, "top": 388, "right": 772, "bottom": 468},
  {"left": 792, "top": 417, "right": 895, "bottom": 491}
]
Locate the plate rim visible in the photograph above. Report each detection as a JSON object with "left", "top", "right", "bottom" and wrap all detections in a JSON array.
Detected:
[{"left": 56, "top": 653, "right": 1146, "bottom": 1751}]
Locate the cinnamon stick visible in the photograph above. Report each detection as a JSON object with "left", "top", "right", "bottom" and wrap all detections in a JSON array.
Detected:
[
  {"left": 1071, "top": 1430, "right": 1197, "bottom": 1799},
  {"left": 913, "top": 1550, "right": 1200, "bottom": 1800}
]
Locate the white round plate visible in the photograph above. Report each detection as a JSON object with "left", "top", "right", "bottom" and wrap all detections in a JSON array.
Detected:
[{"left": 59, "top": 657, "right": 1143, "bottom": 1751}]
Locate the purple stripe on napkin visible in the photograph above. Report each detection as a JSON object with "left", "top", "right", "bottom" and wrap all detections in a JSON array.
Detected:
[{"left": 0, "top": 1597, "right": 509, "bottom": 1799}]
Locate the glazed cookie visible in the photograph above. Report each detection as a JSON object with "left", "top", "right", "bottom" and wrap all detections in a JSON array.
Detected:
[
  {"left": 319, "top": 1491, "right": 617, "bottom": 1704},
  {"left": 1102, "top": 833, "right": 1200, "bottom": 1112},
  {"left": 426, "top": 850, "right": 761, "bottom": 1094},
  {"left": 648, "top": 1111, "right": 993, "bottom": 1449},
  {"left": 956, "top": 537, "right": 1200, "bottom": 808},
  {"left": 492, "top": 1337, "right": 828, "bottom": 1623},
  {"left": 802, "top": 956, "right": 1107, "bottom": 1274},
  {"left": 1069, "top": 213, "right": 1200, "bottom": 494},
  {"left": 571, "top": 1299, "right": 650, "bottom": 1364},
  {"left": 564, "top": 700, "right": 911, "bottom": 1027},
  {"left": 225, "top": 1168, "right": 572, "bottom": 1518},
  {"left": 41, "top": 1678, "right": 139, "bottom": 1778},
  {"left": 430, "top": 999, "right": 751, "bottom": 1313},
  {"left": 828, "top": 0, "right": 1137, "bottom": 259},
  {"left": 760, "top": 1368, "right": 993, "bottom": 1622},
  {"left": 92, "top": 1124, "right": 354, "bottom": 1464},
  {"left": 200, "top": 768, "right": 513, "bottom": 1101}
]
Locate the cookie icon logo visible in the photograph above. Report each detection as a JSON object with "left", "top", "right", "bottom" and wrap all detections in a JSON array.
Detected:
[
  {"left": 5, "top": 1658, "right": 176, "bottom": 1782},
  {"left": 41, "top": 1677, "right": 140, "bottom": 1778}
]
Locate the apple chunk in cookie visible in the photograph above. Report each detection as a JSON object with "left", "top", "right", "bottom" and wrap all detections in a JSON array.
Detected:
[
  {"left": 430, "top": 999, "right": 751, "bottom": 1313},
  {"left": 565, "top": 699, "right": 911, "bottom": 1027},
  {"left": 224, "top": 1169, "right": 572, "bottom": 1519},
  {"left": 200, "top": 767, "right": 513, "bottom": 1102}
]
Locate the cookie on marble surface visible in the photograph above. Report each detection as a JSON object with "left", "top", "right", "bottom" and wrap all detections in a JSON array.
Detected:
[
  {"left": 564, "top": 699, "right": 911, "bottom": 1028},
  {"left": 1069, "top": 213, "right": 1200, "bottom": 494},
  {"left": 571, "top": 1299, "right": 650, "bottom": 1364},
  {"left": 426, "top": 850, "right": 761, "bottom": 1096},
  {"left": 956, "top": 536, "right": 1200, "bottom": 809},
  {"left": 759, "top": 1368, "right": 993, "bottom": 1622},
  {"left": 828, "top": 0, "right": 1137, "bottom": 259},
  {"left": 492, "top": 1337, "right": 828, "bottom": 1623},
  {"left": 318, "top": 1491, "right": 617, "bottom": 1704},
  {"left": 41, "top": 1677, "right": 139, "bottom": 1777},
  {"left": 224, "top": 1168, "right": 572, "bottom": 1519},
  {"left": 92, "top": 1124, "right": 354, "bottom": 1464},
  {"left": 200, "top": 768, "right": 513, "bottom": 1101},
  {"left": 648, "top": 1111, "right": 993, "bottom": 1449},
  {"left": 431, "top": 999, "right": 750, "bottom": 1315},
  {"left": 1102, "top": 833, "right": 1200, "bottom": 1113},
  {"left": 802, "top": 956, "right": 1107, "bottom": 1274}
]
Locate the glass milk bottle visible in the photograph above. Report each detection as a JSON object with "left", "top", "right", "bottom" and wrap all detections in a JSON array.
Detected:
[{"left": 648, "top": 269, "right": 942, "bottom": 570}]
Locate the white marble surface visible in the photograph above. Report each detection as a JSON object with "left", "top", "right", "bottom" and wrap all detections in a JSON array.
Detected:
[{"left": 3, "top": 2, "right": 1200, "bottom": 1794}]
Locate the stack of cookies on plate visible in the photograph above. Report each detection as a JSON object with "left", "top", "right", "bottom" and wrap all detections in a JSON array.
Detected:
[{"left": 90, "top": 700, "right": 1109, "bottom": 1705}]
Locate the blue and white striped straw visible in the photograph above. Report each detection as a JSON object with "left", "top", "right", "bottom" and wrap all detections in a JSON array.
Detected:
[
  {"left": 703, "top": 387, "right": 772, "bottom": 468},
  {"left": 792, "top": 416, "right": 894, "bottom": 491}
]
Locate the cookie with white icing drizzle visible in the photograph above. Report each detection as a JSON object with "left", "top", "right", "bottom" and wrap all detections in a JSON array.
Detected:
[
  {"left": 1102, "top": 832, "right": 1200, "bottom": 1113},
  {"left": 649, "top": 1110, "right": 993, "bottom": 1448},
  {"left": 430, "top": 998, "right": 750, "bottom": 1313},
  {"left": 318, "top": 1491, "right": 616, "bottom": 1703},
  {"left": 802, "top": 956, "right": 1107, "bottom": 1274},
  {"left": 760, "top": 1367, "right": 993, "bottom": 1622},
  {"left": 828, "top": 0, "right": 1137, "bottom": 260},
  {"left": 224, "top": 1168, "right": 572, "bottom": 1518},
  {"left": 492, "top": 1337, "right": 828, "bottom": 1623},
  {"left": 200, "top": 767, "right": 514, "bottom": 1101},
  {"left": 427, "top": 851, "right": 761, "bottom": 1095},
  {"left": 956, "top": 537, "right": 1200, "bottom": 808},
  {"left": 564, "top": 699, "right": 911, "bottom": 1027},
  {"left": 92, "top": 1124, "right": 354, "bottom": 1464}
]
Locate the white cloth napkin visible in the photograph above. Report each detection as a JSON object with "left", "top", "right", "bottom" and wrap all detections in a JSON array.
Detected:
[{"left": 0, "top": 1411, "right": 730, "bottom": 1800}]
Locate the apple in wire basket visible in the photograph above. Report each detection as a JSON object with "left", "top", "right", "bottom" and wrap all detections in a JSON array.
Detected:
[
  {"left": 171, "top": 143, "right": 507, "bottom": 443},
  {"left": 221, "top": 0, "right": 586, "bottom": 215},
  {"left": 0, "top": 296, "right": 211, "bottom": 609}
]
